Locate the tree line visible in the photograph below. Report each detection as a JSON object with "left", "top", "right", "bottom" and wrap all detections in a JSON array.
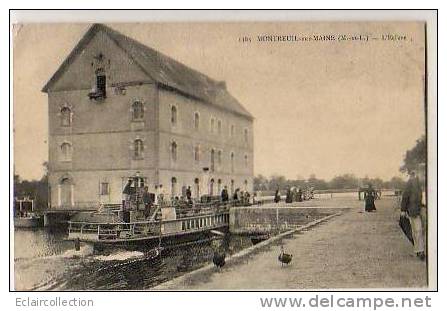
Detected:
[
  {"left": 253, "top": 173, "right": 407, "bottom": 192},
  {"left": 254, "top": 135, "right": 426, "bottom": 192}
]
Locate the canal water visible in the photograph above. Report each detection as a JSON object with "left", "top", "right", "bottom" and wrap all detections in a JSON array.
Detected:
[
  {"left": 13, "top": 206, "right": 337, "bottom": 291},
  {"left": 14, "top": 227, "right": 257, "bottom": 291}
]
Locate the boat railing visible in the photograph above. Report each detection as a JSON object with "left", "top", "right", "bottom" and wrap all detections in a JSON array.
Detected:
[
  {"left": 174, "top": 201, "right": 231, "bottom": 218},
  {"left": 68, "top": 220, "right": 162, "bottom": 241}
]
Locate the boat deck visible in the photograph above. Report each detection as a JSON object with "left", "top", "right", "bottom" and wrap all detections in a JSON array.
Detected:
[{"left": 68, "top": 203, "right": 231, "bottom": 244}]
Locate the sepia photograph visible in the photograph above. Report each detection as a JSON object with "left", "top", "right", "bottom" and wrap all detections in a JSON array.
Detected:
[{"left": 11, "top": 13, "right": 437, "bottom": 292}]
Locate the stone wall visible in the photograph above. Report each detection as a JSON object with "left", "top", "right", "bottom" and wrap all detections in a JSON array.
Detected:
[{"left": 229, "top": 206, "right": 349, "bottom": 234}]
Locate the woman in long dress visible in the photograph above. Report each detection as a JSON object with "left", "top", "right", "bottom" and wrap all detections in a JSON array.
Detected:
[
  {"left": 364, "top": 184, "right": 377, "bottom": 212},
  {"left": 274, "top": 189, "right": 281, "bottom": 203}
]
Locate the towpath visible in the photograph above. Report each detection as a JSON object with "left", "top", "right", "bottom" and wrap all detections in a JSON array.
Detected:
[{"left": 155, "top": 197, "right": 427, "bottom": 290}]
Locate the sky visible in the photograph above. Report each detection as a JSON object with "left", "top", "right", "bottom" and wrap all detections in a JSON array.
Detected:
[{"left": 13, "top": 22, "right": 426, "bottom": 181}]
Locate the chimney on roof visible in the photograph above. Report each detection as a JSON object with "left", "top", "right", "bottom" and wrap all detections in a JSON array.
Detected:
[{"left": 216, "top": 81, "right": 226, "bottom": 90}]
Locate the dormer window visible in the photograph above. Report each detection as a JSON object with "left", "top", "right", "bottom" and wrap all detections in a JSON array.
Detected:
[
  {"left": 89, "top": 68, "right": 106, "bottom": 100},
  {"left": 97, "top": 74, "right": 106, "bottom": 97}
]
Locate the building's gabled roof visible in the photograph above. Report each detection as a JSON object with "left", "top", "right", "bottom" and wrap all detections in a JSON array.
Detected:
[{"left": 42, "top": 24, "right": 253, "bottom": 120}]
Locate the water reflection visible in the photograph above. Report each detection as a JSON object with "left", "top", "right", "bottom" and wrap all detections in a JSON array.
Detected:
[
  {"left": 14, "top": 227, "right": 254, "bottom": 290},
  {"left": 14, "top": 210, "right": 328, "bottom": 290}
]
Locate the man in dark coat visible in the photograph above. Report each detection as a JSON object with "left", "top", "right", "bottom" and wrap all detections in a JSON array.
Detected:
[
  {"left": 401, "top": 171, "right": 425, "bottom": 260},
  {"left": 122, "top": 179, "right": 133, "bottom": 209},
  {"left": 285, "top": 188, "right": 293, "bottom": 203},
  {"left": 186, "top": 186, "right": 192, "bottom": 204},
  {"left": 221, "top": 186, "right": 229, "bottom": 202},
  {"left": 142, "top": 186, "right": 153, "bottom": 218},
  {"left": 297, "top": 188, "right": 303, "bottom": 202}
]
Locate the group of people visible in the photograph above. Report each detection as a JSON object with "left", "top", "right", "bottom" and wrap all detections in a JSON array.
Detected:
[
  {"left": 122, "top": 179, "right": 158, "bottom": 221},
  {"left": 358, "top": 187, "right": 382, "bottom": 202},
  {"left": 272, "top": 187, "right": 313, "bottom": 204},
  {"left": 230, "top": 188, "right": 252, "bottom": 206},
  {"left": 285, "top": 187, "right": 304, "bottom": 203},
  {"left": 121, "top": 179, "right": 260, "bottom": 219}
]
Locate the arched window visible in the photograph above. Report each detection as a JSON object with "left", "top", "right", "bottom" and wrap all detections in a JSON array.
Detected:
[
  {"left": 244, "top": 128, "right": 249, "bottom": 142},
  {"left": 230, "top": 152, "right": 235, "bottom": 173},
  {"left": 230, "top": 124, "right": 235, "bottom": 137},
  {"left": 209, "top": 178, "right": 215, "bottom": 195},
  {"left": 100, "top": 182, "right": 110, "bottom": 195},
  {"left": 210, "top": 118, "right": 215, "bottom": 133},
  {"left": 210, "top": 149, "right": 215, "bottom": 172},
  {"left": 217, "top": 179, "right": 222, "bottom": 193},
  {"left": 194, "top": 177, "right": 200, "bottom": 198},
  {"left": 60, "top": 107, "right": 72, "bottom": 127},
  {"left": 132, "top": 101, "right": 144, "bottom": 120},
  {"left": 134, "top": 139, "right": 144, "bottom": 159},
  {"left": 244, "top": 179, "right": 248, "bottom": 191},
  {"left": 171, "top": 141, "right": 177, "bottom": 162},
  {"left": 194, "top": 145, "right": 200, "bottom": 162},
  {"left": 59, "top": 176, "right": 73, "bottom": 207},
  {"left": 217, "top": 120, "right": 222, "bottom": 135},
  {"left": 171, "top": 177, "right": 177, "bottom": 198},
  {"left": 171, "top": 106, "right": 177, "bottom": 125},
  {"left": 244, "top": 154, "right": 249, "bottom": 166},
  {"left": 194, "top": 112, "right": 200, "bottom": 130},
  {"left": 217, "top": 150, "right": 222, "bottom": 167},
  {"left": 60, "top": 142, "right": 72, "bottom": 161},
  {"left": 230, "top": 179, "right": 235, "bottom": 194}
]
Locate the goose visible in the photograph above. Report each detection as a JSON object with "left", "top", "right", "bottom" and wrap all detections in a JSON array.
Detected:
[
  {"left": 213, "top": 250, "right": 226, "bottom": 268},
  {"left": 278, "top": 245, "right": 292, "bottom": 267}
]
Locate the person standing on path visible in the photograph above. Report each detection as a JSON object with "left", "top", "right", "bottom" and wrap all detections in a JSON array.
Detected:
[
  {"left": 297, "top": 188, "right": 303, "bottom": 202},
  {"left": 364, "top": 184, "right": 377, "bottom": 212},
  {"left": 274, "top": 188, "right": 281, "bottom": 204},
  {"left": 401, "top": 171, "right": 426, "bottom": 261}
]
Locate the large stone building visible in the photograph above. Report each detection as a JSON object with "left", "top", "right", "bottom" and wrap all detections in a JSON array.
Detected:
[{"left": 43, "top": 24, "right": 254, "bottom": 209}]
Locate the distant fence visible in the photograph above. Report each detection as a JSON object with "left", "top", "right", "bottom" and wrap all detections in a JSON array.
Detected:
[{"left": 314, "top": 189, "right": 397, "bottom": 199}]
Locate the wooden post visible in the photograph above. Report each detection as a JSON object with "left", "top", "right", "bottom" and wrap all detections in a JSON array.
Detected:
[{"left": 276, "top": 207, "right": 279, "bottom": 234}]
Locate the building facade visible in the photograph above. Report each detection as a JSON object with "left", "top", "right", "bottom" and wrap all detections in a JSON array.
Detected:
[{"left": 43, "top": 24, "right": 254, "bottom": 209}]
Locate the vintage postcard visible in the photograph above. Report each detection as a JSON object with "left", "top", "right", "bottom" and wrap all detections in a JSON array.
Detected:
[{"left": 11, "top": 16, "right": 436, "bottom": 292}]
